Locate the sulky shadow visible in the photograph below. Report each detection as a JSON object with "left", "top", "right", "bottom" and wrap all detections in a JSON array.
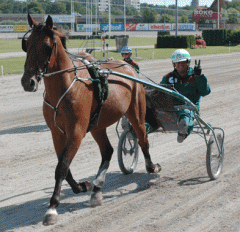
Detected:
[{"left": 178, "top": 176, "right": 210, "bottom": 186}]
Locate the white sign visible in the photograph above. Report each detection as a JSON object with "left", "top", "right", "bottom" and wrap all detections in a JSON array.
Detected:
[
  {"left": 194, "top": 10, "right": 213, "bottom": 16},
  {"left": 44, "top": 15, "right": 75, "bottom": 23},
  {"left": 0, "top": 25, "right": 14, "bottom": 32},
  {"left": 77, "top": 24, "right": 100, "bottom": 32}
]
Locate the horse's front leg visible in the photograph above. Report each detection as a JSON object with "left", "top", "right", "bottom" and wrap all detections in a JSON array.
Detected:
[
  {"left": 43, "top": 131, "right": 84, "bottom": 226},
  {"left": 90, "top": 129, "right": 114, "bottom": 206}
]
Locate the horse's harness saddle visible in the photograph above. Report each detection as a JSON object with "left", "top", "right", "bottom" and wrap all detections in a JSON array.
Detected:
[{"left": 85, "top": 63, "right": 110, "bottom": 132}]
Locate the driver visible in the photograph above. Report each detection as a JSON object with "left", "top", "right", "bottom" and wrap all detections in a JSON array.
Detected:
[
  {"left": 160, "top": 49, "right": 211, "bottom": 143},
  {"left": 121, "top": 46, "right": 140, "bottom": 74}
]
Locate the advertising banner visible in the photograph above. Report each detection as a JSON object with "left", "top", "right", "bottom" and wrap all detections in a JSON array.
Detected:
[
  {"left": 198, "top": 23, "right": 213, "bottom": 30},
  {"left": 100, "top": 24, "right": 124, "bottom": 31},
  {"left": 126, "top": 23, "right": 148, "bottom": 31},
  {"left": 172, "top": 23, "right": 195, "bottom": 31},
  {"left": 0, "top": 25, "right": 14, "bottom": 32},
  {"left": 14, "top": 25, "right": 27, "bottom": 32},
  {"left": 77, "top": 24, "right": 100, "bottom": 32},
  {"left": 149, "top": 23, "right": 171, "bottom": 31},
  {"left": 44, "top": 15, "right": 75, "bottom": 23},
  {"left": 192, "top": 9, "right": 220, "bottom": 20}
]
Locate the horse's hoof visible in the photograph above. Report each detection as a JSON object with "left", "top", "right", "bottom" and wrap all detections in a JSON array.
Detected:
[
  {"left": 146, "top": 163, "right": 161, "bottom": 174},
  {"left": 154, "top": 163, "right": 161, "bottom": 173},
  {"left": 90, "top": 191, "right": 103, "bottom": 207},
  {"left": 79, "top": 181, "right": 93, "bottom": 192},
  {"left": 43, "top": 208, "right": 58, "bottom": 226}
]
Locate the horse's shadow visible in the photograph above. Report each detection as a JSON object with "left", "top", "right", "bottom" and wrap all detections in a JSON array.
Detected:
[
  {"left": 0, "top": 171, "right": 159, "bottom": 231},
  {"left": 0, "top": 125, "right": 49, "bottom": 135}
]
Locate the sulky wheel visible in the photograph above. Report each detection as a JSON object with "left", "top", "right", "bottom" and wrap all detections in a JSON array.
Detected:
[
  {"left": 118, "top": 130, "right": 139, "bottom": 175},
  {"left": 206, "top": 132, "right": 224, "bottom": 180}
]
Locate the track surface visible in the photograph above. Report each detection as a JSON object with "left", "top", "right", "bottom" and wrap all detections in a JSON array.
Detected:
[{"left": 1, "top": 53, "right": 240, "bottom": 231}]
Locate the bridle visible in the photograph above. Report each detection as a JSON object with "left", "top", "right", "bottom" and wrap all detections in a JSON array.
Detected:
[{"left": 22, "top": 26, "right": 56, "bottom": 82}]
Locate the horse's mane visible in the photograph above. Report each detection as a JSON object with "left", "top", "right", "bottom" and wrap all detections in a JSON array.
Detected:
[
  {"left": 52, "top": 27, "right": 67, "bottom": 49},
  {"left": 35, "top": 24, "right": 67, "bottom": 49}
]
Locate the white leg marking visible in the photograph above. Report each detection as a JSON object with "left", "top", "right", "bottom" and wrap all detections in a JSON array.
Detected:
[
  {"left": 45, "top": 208, "right": 58, "bottom": 216},
  {"left": 93, "top": 161, "right": 110, "bottom": 188}
]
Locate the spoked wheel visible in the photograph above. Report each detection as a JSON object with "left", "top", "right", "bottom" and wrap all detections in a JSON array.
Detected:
[
  {"left": 206, "top": 132, "right": 224, "bottom": 180},
  {"left": 118, "top": 130, "right": 139, "bottom": 175}
]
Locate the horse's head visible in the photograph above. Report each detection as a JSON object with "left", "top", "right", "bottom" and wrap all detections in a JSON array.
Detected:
[{"left": 21, "top": 14, "right": 66, "bottom": 92}]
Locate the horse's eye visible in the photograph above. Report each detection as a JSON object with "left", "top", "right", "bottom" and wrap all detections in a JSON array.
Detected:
[{"left": 44, "top": 46, "right": 52, "bottom": 56}]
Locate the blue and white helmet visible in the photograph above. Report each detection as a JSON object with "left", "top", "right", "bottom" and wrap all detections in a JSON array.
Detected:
[
  {"left": 172, "top": 49, "right": 191, "bottom": 63},
  {"left": 121, "top": 46, "right": 132, "bottom": 54}
]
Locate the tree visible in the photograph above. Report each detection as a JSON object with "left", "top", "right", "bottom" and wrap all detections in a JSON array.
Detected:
[
  {"left": 45, "top": 2, "right": 67, "bottom": 14},
  {"left": 159, "top": 14, "right": 174, "bottom": 23},
  {"left": 27, "top": 2, "right": 44, "bottom": 14},
  {"left": 73, "top": 2, "right": 85, "bottom": 15},
  {"left": 12, "top": 1, "right": 23, "bottom": 14},
  {"left": 226, "top": 7, "right": 239, "bottom": 23},
  {"left": 126, "top": 6, "right": 138, "bottom": 16},
  {"left": 198, "top": 18, "right": 210, "bottom": 24},
  {"left": 228, "top": 14, "right": 238, "bottom": 23},
  {"left": 0, "top": 0, "right": 14, "bottom": 13},
  {"left": 142, "top": 8, "right": 157, "bottom": 23},
  {"left": 180, "top": 15, "right": 189, "bottom": 23},
  {"left": 111, "top": 7, "right": 123, "bottom": 16}
]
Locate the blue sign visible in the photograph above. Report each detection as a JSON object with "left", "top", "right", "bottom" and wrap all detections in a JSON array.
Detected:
[
  {"left": 179, "top": 24, "right": 195, "bottom": 31},
  {"left": 100, "top": 24, "right": 124, "bottom": 31}
]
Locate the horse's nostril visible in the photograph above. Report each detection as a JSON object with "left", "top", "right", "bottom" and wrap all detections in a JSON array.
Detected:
[{"left": 30, "top": 78, "right": 35, "bottom": 87}]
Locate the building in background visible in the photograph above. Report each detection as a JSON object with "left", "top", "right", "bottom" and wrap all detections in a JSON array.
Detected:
[
  {"left": 98, "top": 0, "right": 108, "bottom": 12},
  {"left": 98, "top": 0, "right": 140, "bottom": 12}
]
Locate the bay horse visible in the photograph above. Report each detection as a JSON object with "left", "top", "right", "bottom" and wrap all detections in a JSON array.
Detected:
[{"left": 21, "top": 14, "right": 161, "bottom": 226}]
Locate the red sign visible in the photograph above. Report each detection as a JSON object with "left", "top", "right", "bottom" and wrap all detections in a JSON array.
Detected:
[
  {"left": 192, "top": 9, "right": 221, "bottom": 20},
  {"left": 126, "top": 23, "right": 137, "bottom": 31}
]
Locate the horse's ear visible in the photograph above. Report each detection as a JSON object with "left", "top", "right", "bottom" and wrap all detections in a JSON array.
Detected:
[
  {"left": 46, "top": 15, "right": 53, "bottom": 30},
  {"left": 28, "top": 13, "right": 38, "bottom": 28}
]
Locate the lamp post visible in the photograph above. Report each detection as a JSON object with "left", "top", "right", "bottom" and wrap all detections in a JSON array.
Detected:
[
  {"left": 217, "top": 0, "right": 219, "bottom": 29},
  {"left": 108, "top": 0, "right": 111, "bottom": 38},
  {"left": 71, "top": 0, "right": 74, "bottom": 32},
  {"left": 124, "top": 0, "right": 126, "bottom": 35},
  {"left": 175, "top": 0, "right": 178, "bottom": 36}
]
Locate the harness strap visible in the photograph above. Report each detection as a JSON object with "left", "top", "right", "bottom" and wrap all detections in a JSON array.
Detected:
[{"left": 43, "top": 76, "right": 81, "bottom": 135}]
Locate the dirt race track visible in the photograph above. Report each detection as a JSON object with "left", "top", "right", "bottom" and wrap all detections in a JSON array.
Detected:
[{"left": 0, "top": 53, "right": 240, "bottom": 232}]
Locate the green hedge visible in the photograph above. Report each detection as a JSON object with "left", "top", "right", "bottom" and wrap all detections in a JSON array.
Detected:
[
  {"left": 228, "top": 32, "right": 240, "bottom": 44},
  {"left": 202, "top": 29, "right": 228, "bottom": 46},
  {"left": 227, "top": 27, "right": 240, "bottom": 44},
  {"left": 156, "top": 35, "right": 195, "bottom": 48},
  {"left": 157, "top": 31, "right": 170, "bottom": 36}
]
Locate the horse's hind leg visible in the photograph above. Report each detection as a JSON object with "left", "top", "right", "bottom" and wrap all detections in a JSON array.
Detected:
[
  {"left": 66, "top": 169, "right": 92, "bottom": 193},
  {"left": 128, "top": 115, "right": 161, "bottom": 173},
  {"left": 126, "top": 89, "right": 161, "bottom": 174},
  {"left": 90, "top": 129, "right": 114, "bottom": 206}
]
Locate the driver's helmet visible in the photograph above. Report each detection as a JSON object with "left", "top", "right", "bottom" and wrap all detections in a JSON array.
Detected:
[
  {"left": 121, "top": 46, "right": 132, "bottom": 55},
  {"left": 172, "top": 49, "right": 191, "bottom": 63}
]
